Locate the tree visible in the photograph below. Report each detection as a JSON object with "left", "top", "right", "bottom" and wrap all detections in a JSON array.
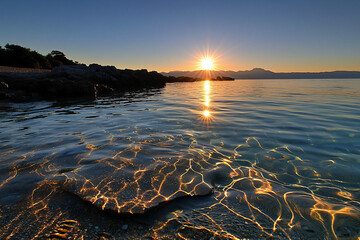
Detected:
[
  {"left": 48, "top": 50, "right": 77, "bottom": 66},
  {"left": 0, "top": 44, "right": 80, "bottom": 69}
]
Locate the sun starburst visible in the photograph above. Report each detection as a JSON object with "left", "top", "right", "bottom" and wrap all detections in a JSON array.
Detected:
[{"left": 201, "top": 58, "right": 214, "bottom": 70}]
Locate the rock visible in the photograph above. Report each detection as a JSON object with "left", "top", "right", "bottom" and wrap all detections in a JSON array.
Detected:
[
  {"left": 61, "top": 156, "right": 213, "bottom": 214},
  {"left": 0, "top": 64, "right": 168, "bottom": 102},
  {"left": 122, "top": 224, "right": 128, "bottom": 230}
]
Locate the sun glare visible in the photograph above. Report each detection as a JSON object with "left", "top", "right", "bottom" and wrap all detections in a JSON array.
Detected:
[
  {"left": 203, "top": 110, "right": 210, "bottom": 117},
  {"left": 201, "top": 58, "right": 214, "bottom": 70},
  {"left": 193, "top": 47, "right": 223, "bottom": 79}
]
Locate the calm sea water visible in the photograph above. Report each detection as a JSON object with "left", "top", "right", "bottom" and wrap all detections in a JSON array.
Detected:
[{"left": 0, "top": 79, "right": 359, "bottom": 239}]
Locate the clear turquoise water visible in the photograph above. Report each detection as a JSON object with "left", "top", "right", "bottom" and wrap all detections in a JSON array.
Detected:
[{"left": 0, "top": 79, "right": 359, "bottom": 239}]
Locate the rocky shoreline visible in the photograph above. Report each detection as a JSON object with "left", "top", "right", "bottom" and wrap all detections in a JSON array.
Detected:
[
  {"left": 0, "top": 64, "right": 169, "bottom": 102},
  {"left": 0, "top": 65, "right": 235, "bottom": 102}
]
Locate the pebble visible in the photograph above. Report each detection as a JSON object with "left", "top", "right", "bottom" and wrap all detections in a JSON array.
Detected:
[{"left": 122, "top": 224, "right": 128, "bottom": 230}]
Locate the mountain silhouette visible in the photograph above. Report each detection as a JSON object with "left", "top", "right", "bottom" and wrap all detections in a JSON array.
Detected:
[{"left": 162, "top": 68, "right": 360, "bottom": 79}]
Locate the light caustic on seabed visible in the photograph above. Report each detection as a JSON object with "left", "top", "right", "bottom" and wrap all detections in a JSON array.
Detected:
[{"left": 1, "top": 131, "right": 360, "bottom": 239}]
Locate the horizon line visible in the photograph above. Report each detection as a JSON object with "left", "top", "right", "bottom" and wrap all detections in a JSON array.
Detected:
[{"left": 159, "top": 68, "right": 360, "bottom": 73}]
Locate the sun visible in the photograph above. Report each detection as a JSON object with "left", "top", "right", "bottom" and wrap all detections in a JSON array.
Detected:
[{"left": 201, "top": 58, "right": 214, "bottom": 70}]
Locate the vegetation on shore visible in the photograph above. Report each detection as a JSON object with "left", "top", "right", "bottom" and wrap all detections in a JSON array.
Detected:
[{"left": 0, "top": 44, "right": 79, "bottom": 69}]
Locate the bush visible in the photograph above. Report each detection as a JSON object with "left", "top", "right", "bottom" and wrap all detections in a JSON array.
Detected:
[{"left": 0, "top": 44, "right": 80, "bottom": 69}]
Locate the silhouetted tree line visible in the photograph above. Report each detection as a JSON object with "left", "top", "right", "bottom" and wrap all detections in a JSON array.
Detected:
[{"left": 0, "top": 44, "right": 79, "bottom": 69}]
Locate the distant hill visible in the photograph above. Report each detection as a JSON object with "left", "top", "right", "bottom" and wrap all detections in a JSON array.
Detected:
[{"left": 162, "top": 68, "right": 360, "bottom": 79}]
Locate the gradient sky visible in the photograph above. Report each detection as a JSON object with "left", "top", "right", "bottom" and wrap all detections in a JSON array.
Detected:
[{"left": 1, "top": 0, "right": 360, "bottom": 72}]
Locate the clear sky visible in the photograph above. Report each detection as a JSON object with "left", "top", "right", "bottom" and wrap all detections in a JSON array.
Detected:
[{"left": 1, "top": 0, "right": 360, "bottom": 72}]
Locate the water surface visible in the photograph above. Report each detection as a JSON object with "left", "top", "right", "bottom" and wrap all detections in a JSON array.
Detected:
[{"left": 0, "top": 79, "right": 359, "bottom": 239}]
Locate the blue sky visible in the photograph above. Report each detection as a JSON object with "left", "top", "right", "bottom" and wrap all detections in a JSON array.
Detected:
[{"left": 1, "top": 0, "right": 360, "bottom": 72}]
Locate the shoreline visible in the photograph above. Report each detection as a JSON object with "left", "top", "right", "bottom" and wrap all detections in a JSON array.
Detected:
[
  {"left": 0, "top": 66, "right": 51, "bottom": 73},
  {"left": 0, "top": 65, "right": 234, "bottom": 102},
  {"left": 0, "top": 64, "right": 168, "bottom": 102}
]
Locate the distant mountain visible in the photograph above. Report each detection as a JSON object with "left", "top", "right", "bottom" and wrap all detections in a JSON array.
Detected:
[{"left": 161, "top": 68, "right": 360, "bottom": 79}]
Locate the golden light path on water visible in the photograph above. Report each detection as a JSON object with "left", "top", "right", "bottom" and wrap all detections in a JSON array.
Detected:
[{"left": 201, "top": 80, "right": 214, "bottom": 126}]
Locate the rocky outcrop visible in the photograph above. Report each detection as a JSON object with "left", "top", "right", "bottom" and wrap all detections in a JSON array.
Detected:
[
  {"left": 166, "top": 76, "right": 200, "bottom": 83},
  {"left": 166, "top": 76, "right": 234, "bottom": 83},
  {"left": 0, "top": 64, "right": 167, "bottom": 102},
  {"left": 212, "top": 76, "right": 235, "bottom": 81}
]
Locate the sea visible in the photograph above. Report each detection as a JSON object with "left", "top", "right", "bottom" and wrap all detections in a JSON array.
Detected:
[{"left": 0, "top": 79, "right": 359, "bottom": 239}]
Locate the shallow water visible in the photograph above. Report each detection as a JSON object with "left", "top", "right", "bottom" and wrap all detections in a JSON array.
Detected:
[{"left": 0, "top": 79, "right": 360, "bottom": 239}]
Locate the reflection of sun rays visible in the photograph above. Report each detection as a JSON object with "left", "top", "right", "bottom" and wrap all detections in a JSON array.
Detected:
[
  {"left": 200, "top": 110, "right": 214, "bottom": 127},
  {"left": 204, "top": 80, "right": 210, "bottom": 94},
  {"left": 199, "top": 80, "right": 215, "bottom": 127},
  {"left": 204, "top": 96, "right": 210, "bottom": 106}
]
